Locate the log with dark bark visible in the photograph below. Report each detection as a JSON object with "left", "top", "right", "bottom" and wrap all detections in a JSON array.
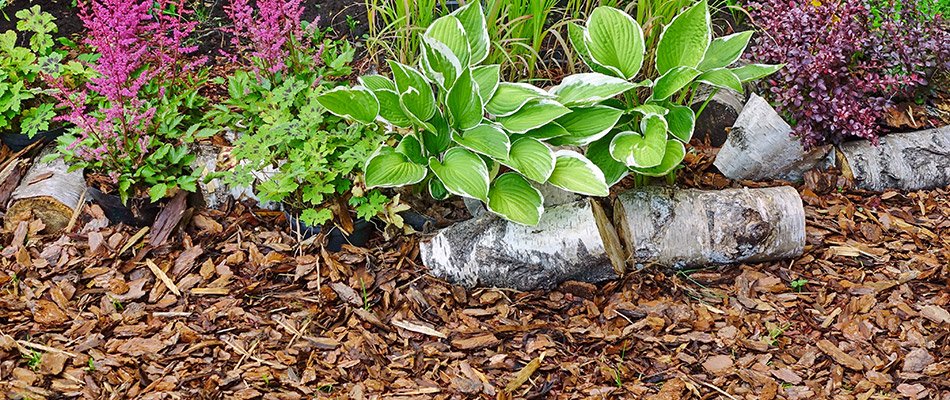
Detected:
[
  {"left": 4, "top": 147, "right": 86, "bottom": 233},
  {"left": 420, "top": 199, "right": 626, "bottom": 291},
  {"left": 691, "top": 88, "right": 744, "bottom": 147},
  {"left": 614, "top": 186, "right": 805, "bottom": 269},
  {"left": 837, "top": 126, "right": 950, "bottom": 192},
  {"left": 714, "top": 93, "right": 833, "bottom": 182}
]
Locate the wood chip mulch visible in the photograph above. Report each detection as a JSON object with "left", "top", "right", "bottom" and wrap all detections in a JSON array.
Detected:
[{"left": 1, "top": 177, "right": 948, "bottom": 399}]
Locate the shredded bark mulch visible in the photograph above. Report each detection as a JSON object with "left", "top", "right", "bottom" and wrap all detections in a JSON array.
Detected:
[{"left": 1, "top": 171, "right": 948, "bottom": 399}]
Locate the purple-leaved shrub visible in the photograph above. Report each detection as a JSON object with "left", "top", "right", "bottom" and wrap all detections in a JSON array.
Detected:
[
  {"left": 748, "top": 0, "right": 950, "bottom": 149},
  {"left": 47, "top": 0, "right": 212, "bottom": 202}
]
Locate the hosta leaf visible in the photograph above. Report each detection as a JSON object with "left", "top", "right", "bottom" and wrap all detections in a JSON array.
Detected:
[
  {"left": 487, "top": 173, "right": 544, "bottom": 226},
  {"left": 429, "top": 147, "right": 489, "bottom": 201},
  {"left": 584, "top": 6, "right": 645, "bottom": 80},
  {"left": 365, "top": 147, "right": 428, "bottom": 188},
  {"left": 472, "top": 64, "right": 501, "bottom": 103},
  {"left": 587, "top": 132, "right": 628, "bottom": 186},
  {"left": 524, "top": 122, "right": 570, "bottom": 140},
  {"left": 496, "top": 99, "right": 570, "bottom": 133},
  {"left": 547, "top": 150, "right": 609, "bottom": 197},
  {"left": 698, "top": 31, "right": 753, "bottom": 71},
  {"left": 424, "top": 15, "right": 470, "bottom": 66},
  {"left": 666, "top": 104, "right": 695, "bottom": 143},
  {"left": 656, "top": 0, "right": 711, "bottom": 75},
  {"left": 697, "top": 68, "right": 743, "bottom": 92},
  {"left": 389, "top": 61, "right": 437, "bottom": 122},
  {"left": 486, "top": 82, "right": 552, "bottom": 116},
  {"left": 550, "top": 73, "right": 636, "bottom": 106},
  {"left": 446, "top": 68, "right": 484, "bottom": 130},
  {"left": 358, "top": 75, "right": 396, "bottom": 91},
  {"left": 610, "top": 115, "right": 668, "bottom": 168},
  {"left": 731, "top": 63, "right": 783, "bottom": 82},
  {"left": 454, "top": 123, "right": 510, "bottom": 160},
  {"left": 396, "top": 134, "right": 426, "bottom": 164},
  {"left": 651, "top": 66, "right": 701, "bottom": 101},
  {"left": 568, "top": 22, "right": 614, "bottom": 76},
  {"left": 372, "top": 89, "right": 413, "bottom": 127},
  {"left": 420, "top": 36, "right": 463, "bottom": 89},
  {"left": 505, "top": 136, "right": 555, "bottom": 183},
  {"left": 422, "top": 110, "right": 452, "bottom": 154},
  {"left": 631, "top": 104, "right": 669, "bottom": 117},
  {"left": 547, "top": 105, "right": 624, "bottom": 146},
  {"left": 315, "top": 86, "right": 379, "bottom": 125},
  {"left": 633, "top": 140, "right": 686, "bottom": 177},
  {"left": 428, "top": 176, "right": 450, "bottom": 200},
  {"left": 451, "top": 1, "right": 489, "bottom": 65}
]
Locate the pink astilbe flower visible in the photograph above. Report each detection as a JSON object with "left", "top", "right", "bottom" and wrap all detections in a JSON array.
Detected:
[
  {"left": 48, "top": 0, "right": 206, "bottom": 177},
  {"left": 225, "top": 0, "right": 312, "bottom": 76}
]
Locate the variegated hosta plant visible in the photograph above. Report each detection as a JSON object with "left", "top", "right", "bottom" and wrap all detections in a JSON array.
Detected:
[
  {"left": 569, "top": 0, "right": 782, "bottom": 185},
  {"left": 318, "top": 2, "right": 634, "bottom": 226}
]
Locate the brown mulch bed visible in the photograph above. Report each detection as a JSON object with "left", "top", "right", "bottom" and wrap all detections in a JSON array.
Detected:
[{"left": 1, "top": 169, "right": 948, "bottom": 399}]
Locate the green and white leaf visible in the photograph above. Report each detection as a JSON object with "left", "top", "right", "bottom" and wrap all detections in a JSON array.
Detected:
[
  {"left": 550, "top": 73, "right": 636, "bottom": 106},
  {"left": 496, "top": 99, "right": 570, "bottom": 133},
  {"left": 315, "top": 86, "right": 379, "bottom": 125},
  {"left": 453, "top": 123, "right": 510, "bottom": 160},
  {"left": 547, "top": 105, "right": 624, "bottom": 146},
  {"left": 651, "top": 66, "right": 701, "bottom": 101},
  {"left": 584, "top": 6, "right": 645, "bottom": 80},
  {"left": 633, "top": 139, "right": 686, "bottom": 177},
  {"left": 524, "top": 122, "right": 570, "bottom": 140},
  {"left": 731, "top": 63, "right": 783, "bottom": 82},
  {"left": 420, "top": 36, "right": 463, "bottom": 89},
  {"left": 422, "top": 109, "right": 453, "bottom": 154},
  {"left": 547, "top": 150, "right": 609, "bottom": 197},
  {"left": 446, "top": 68, "right": 484, "bottom": 130},
  {"left": 389, "top": 61, "right": 437, "bottom": 122},
  {"left": 395, "top": 134, "right": 426, "bottom": 164},
  {"left": 697, "top": 31, "right": 753, "bottom": 71},
  {"left": 372, "top": 89, "right": 413, "bottom": 127},
  {"left": 485, "top": 82, "right": 553, "bottom": 116},
  {"left": 424, "top": 15, "right": 471, "bottom": 66},
  {"left": 586, "top": 132, "right": 629, "bottom": 186},
  {"left": 364, "top": 147, "right": 428, "bottom": 188},
  {"left": 358, "top": 75, "right": 396, "bottom": 91},
  {"left": 487, "top": 173, "right": 544, "bottom": 226},
  {"left": 505, "top": 136, "right": 556, "bottom": 183},
  {"left": 428, "top": 176, "right": 450, "bottom": 200},
  {"left": 666, "top": 104, "right": 695, "bottom": 143},
  {"left": 472, "top": 64, "right": 501, "bottom": 103},
  {"left": 697, "top": 68, "right": 743, "bottom": 92},
  {"left": 568, "top": 22, "right": 614, "bottom": 76},
  {"left": 451, "top": 1, "right": 490, "bottom": 65},
  {"left": 429, "top": 147, "right": 490, "bottom": 201},
  {"left": 630, "top": 104, "right": 669, "bottom": 117},
  {"left": 609, "top": 115, "right": 668, "bottom": 168},
  {"left": 655, "top": 0, "right": 711, "bottom": 75}
]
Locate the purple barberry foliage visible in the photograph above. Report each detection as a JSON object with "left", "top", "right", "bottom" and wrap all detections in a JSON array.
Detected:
[
  {"left": 225, "top": 0, "right": 315, "bottom": 77},
  {"left": 48, "top": 0, "right": 205, "bottom": 170},
  {"left": 748, "top": 0, "right": 950, "bottom": 149}
]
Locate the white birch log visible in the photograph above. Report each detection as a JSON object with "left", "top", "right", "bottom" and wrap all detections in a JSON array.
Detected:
[
  {"left": 714, "top": 93, "right": 832, "bottom": 182},
  {"left": 836, "top": 126, "right": 950, "bottom": 191},
  {"left": 420, "top": 198, "right": 626, "bottom": 291},
  {"left": 614, "top": 186, "right": 805, "bottom": 269},
  {"left": 4, "top": 147, "right": 86, "bottom": 233}
]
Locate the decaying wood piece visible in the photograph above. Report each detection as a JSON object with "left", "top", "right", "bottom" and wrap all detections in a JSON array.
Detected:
[
  {"left": 420, "top": 199, "right": 626, "bottom": 291},
  {"left": 4, "top": 146, "right": 86, "bottom": 233},
  {"left": 714, "top": 93, "right": 833, "bottom": 182},
  {"left": 614, "top": 186, "right": 805, "bottom": 269},
  {"left": 837, "top": 126, "right": 950, "bottom": 191},
  {"left": 691, "top": 88, "right": 744, "bottom": 147}
]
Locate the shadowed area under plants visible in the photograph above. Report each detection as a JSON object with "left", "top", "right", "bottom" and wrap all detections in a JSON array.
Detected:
[{"left": 0, "top": 166, "right": 947, "bottom": 398}]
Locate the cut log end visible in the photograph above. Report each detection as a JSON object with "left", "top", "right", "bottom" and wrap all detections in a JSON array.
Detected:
[
  {"left": 4, "top": 146, "right": 86, "bottom": 234},
  {"left": 5, "top": 196, "right": 74, "bottom": 232}
]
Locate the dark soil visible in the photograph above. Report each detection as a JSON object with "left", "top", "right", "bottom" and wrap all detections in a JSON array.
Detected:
[{"left": 0, "top": 0, "right": 84, "bottom": 43}]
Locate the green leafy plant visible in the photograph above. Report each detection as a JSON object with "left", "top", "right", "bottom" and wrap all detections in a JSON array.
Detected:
[
  {"left": 0, "top": 6, "right": 93, "bottom": 138},
  {"left": 23, "top": 349, "right": 42, "bottom": 371},
  {"left": 569, "top": 0, "right": 781, "bottom": 185},
  {"left": 217, "top": 4, "right": 392, "bottom": 228},
  {"left": 790, "top": 278, "right": 808, "bottom": 292}
]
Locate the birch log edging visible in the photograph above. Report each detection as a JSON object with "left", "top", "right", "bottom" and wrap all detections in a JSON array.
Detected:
[
  {"left": 691, "top": 88, "right": 744, "bottom": 147},
  {"left": 836, "top": 125, "right": 950, "bottom": 191},
  {"left": 420, "top": 199, "right": 626, "bottom": 291},
  {"left": 4, "top": 147, "right": 86, "bottom": 233},
  {"left": 714, "top": 93, "right": 833, "bottom": 182},
  {"left": 614, "top": 186, "right": 805, "bottom": 269}
]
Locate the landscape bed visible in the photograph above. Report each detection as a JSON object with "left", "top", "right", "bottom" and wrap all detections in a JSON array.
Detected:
[{"left": 0, "top": 0, "right": 948, "bottom": 398}]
